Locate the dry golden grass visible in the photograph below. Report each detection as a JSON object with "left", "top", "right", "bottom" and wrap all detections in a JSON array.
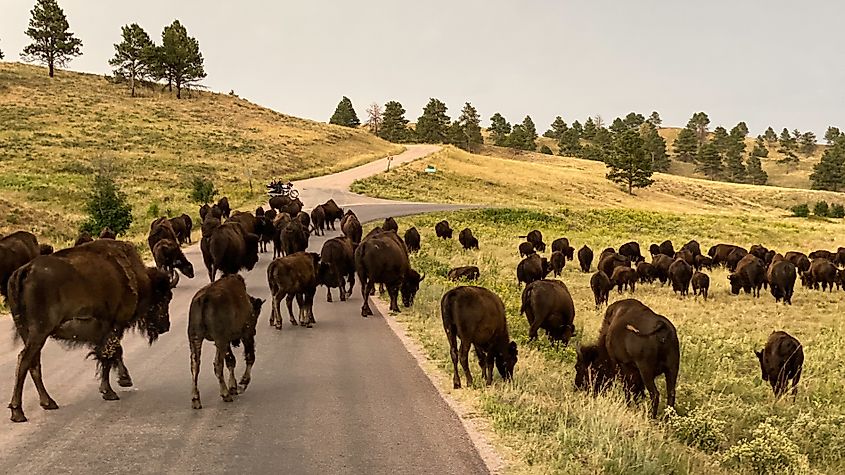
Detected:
[{"left": 0, "top": 62, "right": 402, "bottom": 246}]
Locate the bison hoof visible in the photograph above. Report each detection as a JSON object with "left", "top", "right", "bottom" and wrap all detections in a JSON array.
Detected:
[
  {"left": 192, "top": 399, "right": 202, "bottom": 410},
  {"left": 118, "top": 376, "right": 133, "bottom": 388},
  {"left": 290, "top": 320, "right": 299, "bottom": 326},
  {"left": 305, "top": 323, "right": 313, "bottom": 328},
  {"left": 222, "top": 394, "right": 234, "bottom": 403},
  {"left": 239, "top": 379, "right": 250, "bottom": 391},
  {"left": 9, "top": 407, "right": 27, "bottom": 423},
  {"left": 453, "top": 382, "right": 461, "bottom": 389},
  {"left": 40, "top": 399, "right": 59, "bottom": 410},
  {"left": 101, "top": 390, "right": 120, "bottom": 401},
  {"left": 228, "top": 386, "right": 239, "bottom": 396}
]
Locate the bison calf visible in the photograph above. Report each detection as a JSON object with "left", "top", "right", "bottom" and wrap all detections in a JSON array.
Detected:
[
  {"left": 691, "top": 271, "right": 709, "bottom": 300},
  {"left": 578, "top": 245, "right": 593, "bottom": 273},
  {"left": 435, "top": 220, "right": 453, "bottom": 239},
  {"left": 267, "top": 252, "right": 322, "bottom": 328},
  {"left": 611, "top": 266, "right": 637, "bottom": 293},
  {"left": 517, "top": 254, "right": 551, "bottom": 286},
  {"left": 590, "top": 270, "right": 612, "bottom": 308},
  {"left": 550, "top": 251, "right": 566, "bottom": 277},
  {"left": 404, "top": 227, "right": 421, "bottom": 253},
  {"left": 447, "top": 266, "right": 480, "bottom": 282},
  {"left": 756, "top": 331, "right": 803, "bottom": 399}
]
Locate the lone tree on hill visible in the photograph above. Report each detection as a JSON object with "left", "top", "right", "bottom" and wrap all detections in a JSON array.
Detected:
[
  {"left": 379, "top": 101, "right": 411, "bottom": 143},
  {"left": 415, "top": 98, "right": 450, "bottom": 143},
  {"left": 329, "top": 96, "right": 360, "bottom": 128},
  {"left": 605, "top": 129, "right": 654, "bottom": 194},
  {"left": 157, "top": 20, "right": 205, "bottom": 99},
  {"left": 673, "top": 127, "right": 698, "bottom": 162},
  {"left": 488, "top": 113, "right": 511, "bottom": 146},
  {"left": 365, "top": 102, "right": 382, "bottom": 136},
  {"left": 110, "top": 24, "right": 155, "bottom": 97},
  {"left": 22, "top": 0, "right": 83, "bottom": 77},
  {"left": 456, "top": 102, "right": 483, "bottom": 152}
]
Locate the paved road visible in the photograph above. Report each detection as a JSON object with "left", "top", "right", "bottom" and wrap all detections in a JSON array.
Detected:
[{"left": 0, "top": 145, "right": 489, "bottom": 474}]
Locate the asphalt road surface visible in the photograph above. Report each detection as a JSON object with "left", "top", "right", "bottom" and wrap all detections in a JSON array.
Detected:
[{"left": 0, "top": 145, "right": 490, "bottom": 474}]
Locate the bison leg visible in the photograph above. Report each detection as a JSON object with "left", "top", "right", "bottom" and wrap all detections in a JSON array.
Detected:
[
  {"left": 224, "top": 347, "right": 238, "bottom": 396},
  {"left": 29, "top": 349, "right": 58, "bottom": 410},
  {"left": 294, "top": 294, "right": 307, "bottom": 326},
  {"left": 115, "top": 352, "right": 133, "bottom": 387},
  {"left": 326, "top": 287, "right": 333, "bottom": 303},
  {"left": 98, "top": 336, "right": 122, "bottom": 401},
  {"left": 387, "top": 284, "right": 401, "bottom": 313},
  {"left": 790, "top": 366, "right": 802, "bottom": 400},
  {"left": 305, "top": 290, "right": 316, "bottom": 326},
  {"left": 339, "top": 275, "right": 347, "bottom": 302},
  {"left": 286, "top": 294, "right": 298, "bottom": 325},
  {"left": 637, "top": 365, "right": 660, "bottom": 418},
  {"left": 527, "top": 315, "right": 542, "bottom": 343},
  {"left": 360, "top": 277, "right": 374, "bottom": 317},
  {"left": 190, "top": 339, "right": 203, "bottom": 409},
  {"left": 346, "top": 273, "right": 355, "bottom": 297},
  {"left": 447, "top": 331, "right": 461, "bottom": 389},
  {"left": 239, "top": 337, "right": 256, "bottom": 391},
  {"left": 474, "top": 347, "right": 488, "bottom": 383},
  {"left": 10, "top": 335, "right": 48, "bottom": 422},
  {"left": 459, "top": 340, "right": 473, "bottom": 387},
  {"left": 665, "top": 368, "right": 677, "bottom": 411},
  {"left": 214, "top": 344, "right": 233, "bottom": 402}
]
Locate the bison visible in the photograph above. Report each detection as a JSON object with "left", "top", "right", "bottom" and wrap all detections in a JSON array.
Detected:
[
  {"left": 383, "top": 217, "right": 399, "bottom": 233},
  {"left": 322, "top": 199, "right": 344, "bottom": 230},
  {"left": 188, "top": 274, "right": 264, "bottom": 409},
  {"left": 668, "top": 258, "right": 693, "bottom": 296},
  {"left": 618, "top": 241, "right": 644, "bottom": 263},
  {"left": 636, "top": 261, "right": 656, "bottom": 284},
  {"left": 0, "top": 231, "right": 40, "bottom": 300},
  {"left": 355, "top": 229, "right": 423, "bottom": 317},
  {"left": 518, "top": 241, "right": 536, "bottom": 257},
  {"left": 804, "top": 258, "right": 837, "bottom": 291},
  {"left": 435, "top": 220, "right": 453, "bottom": 239},
  {"left": 459, "top": 228, "right": 479, "bottom": 250},
  {"left": 404, "top": 227, "right": 421, "bottom": 253},
  {"left": 768, "top": 258, "right": 797, "bottom": 304},
  {"left": 598, "top": 252, "right": 630, "bottom": 279},
  {"left": 341, "top": 210, "right": 363, "bottom": 245},
  {"left": 784, "top": 251, "right": 811, "bottom": 273},
  {"left": 320, "top": 236, "right": 355, "bottom": 302},
  {"left": 98, "top": 227, "right": 116, "bottom": 239},
  {"left": 658, "top": 240, "right": 675, "bottom": 257},
  {"left": 310, "top": 205, "right": 326, "bottom": 236},
  {"left": 217, "top": 197, "right": 231, "bottom": 219},
  {"left": 652, "top": 254, "right": 673, "bottom": 285},
  {"left": 611, "top": 266, "right": 637, "bottom": 293},
  {"left": 517, "top": 253, "right": 551, "bottom": 286},
  {"left": 551, "top": 237, "right": 575, "bottom": 260},
  {"left": 578, "top": 245, "right": 593, "bottom": 273},
  {"left": 521, "top": 230, "right": 545, "bottom": 252},
  {"left": 590, "top": 270, "right": 612, "bottom": 308},
  {"left": 729, "top": 254, "right": 766, "bottom": 297},
  {"left": 7, "top": 240, "right": 174, "bottom": 422},
  {"left": 520, "top": 279, "right": 576, "bottom": 346},
  {"left": 447, "top": 266, "right": 480, "bottom": 282},
  {"left": 681, "top": 240, "right": 701, "bottom": 257},
  {"left": 694, "top": 254, "right": 713, "bottom": 271},
  {"left": 169, "top": 216, "right": 189, "bottom": 244},
  {"left": 691, "top": 271, "right": 709, "bottom": 300},
  {"left": 281, "top": 218, "right": 309, "bottom": 257},
  {"left": 269, "top": 196, "right": 303, "bottom": 217},
  {"left": 756, "top": 331, "right": 803, "bottom": 398},
  {"left": 74, "top": 232, "right": 93, "bottom": 246},
  {"left": 441, "top": 286, "right": 518, "bottom": 388},
  {"left": 267, "top": 252, "right": 323, "bottom": 328},
  {"left": 550, "top": 251, "right": 566, "bottom": 277},
  {"left": 202, "top": 221, "right": 260, "bottom": 282}
]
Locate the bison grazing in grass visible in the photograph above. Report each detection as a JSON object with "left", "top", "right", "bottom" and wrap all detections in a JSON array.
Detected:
[
  {"left": 0, "top": 231, "right": 40, "bottom": 300},
  {"left": 447, "top": 266, "right": 480, "bottom": 282},
  {"left": 652, "top": 254, "right": 673, "bottom": 285},
  {"left": 578, "top": 245, "right": 593, "bottom": 273},
  {"left": 694, "top": 254, "right": 713, "bottom": 271},
  {"left": 520, "top": 279, "right": 576, "bottom": 346},
  {"left": 768, "top": 257, "right": 797, "bottom": 304},
  {"left": 521, "top": 230, "right": 545, "bottom": 253},
  {"left": 459, "top": 228, "right": 479, "bottom": 250},
  {"left": 611, "top": 266, "right": 637, "bottom": 293},
  {"left": 404, "top": 227, "right": 421, "bottom": 253},
  {"left": 188, "top": 274, "right": 264, "bottom": 409},
  {"left": 618, "top": 241, "right": 644, "bottom": 263},
  {"left": 267, "top": 252, "right": 323, "bottom": 328},
  {"left": 341, "top": 210, "right": 363, "bottom": 245},
  {"left": 590, "top": 270, "right": 612, "bottom": 308},
  {"left": 355, "top": 229, "right": 423, "bottom": 317},
  {"left": 517, "top": 253, "right": 551, "bottom": 286},
  {"left": 550, "top": 251, "right": 566, "bottom": 277},
  {"left": 435, "top": 220, "right": 453, "bottom": 239},
  {"left": 803, "top": 258, "right": 837, "bottom": 291},
  {"left": 729, "top": 254, "right": 765, "bottom": 297},
  {"left": 441, "top": 286, "right": 518, "bottom": 388},
  {"left": 668, "top": 258, "right": 693, "bottom": 296},
  {"left": 518, "top": 241, "right": 536, "bottom": 257},
  {"left": 552, "top": 237, "right": 575, "bottom": 260},
  {"left": 383, "top": 216, "right": 399, "bottom": 233},
  {"left": 574, "top": 299, "right": 679, "bottom": 417},
  {"left": 598, "top": 252, "right": 630, "bottom": 279},
  {"left": 756, "top": 331, "right": 803, "bottom": 399},
  {"left": 320, "top": 236, "right": 355, "bottom": 302},
  {"left": 7, "top": 240, "right": 175, "bottom": 422},
  {"left": 658, "top": 240, "right": 675, "bottom": 257},
  {"left": 692, "top": 271, "right": 709, "bottom": 300},
  {"left": 636, "top": 261, "right": 656, "bottom": 284},
  {"left": 785, "top": 251, "right": 810, "bottom": 273}
]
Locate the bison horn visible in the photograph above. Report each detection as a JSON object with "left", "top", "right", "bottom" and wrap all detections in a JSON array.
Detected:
[{"left": 169, "top": 270, "right": 180, "bottom": 288}]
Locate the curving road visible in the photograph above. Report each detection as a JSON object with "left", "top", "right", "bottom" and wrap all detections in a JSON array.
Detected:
[{"left": 0, "top": 145, "right": 489, "bottom": 474}]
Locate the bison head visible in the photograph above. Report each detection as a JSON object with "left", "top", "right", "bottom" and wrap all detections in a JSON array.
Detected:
[
  {"left": 401, "top": 270, "right": 424, "bottom": 307},
  {"left": 754, "top": 349, "right": 768, "bottom": 382},
  {"left": 248, "top": 296, "right": 265, "bottom": 333},
  {"left": 549, "top": 324, "right": 576, "bottom": 346},
  {"left": 495, "top": 341, "right": 518, "bottom": 381},
  {"left": 142, "top": 267, "right": 175, "bottom": 343},
  {"left": 727, "top": 273, "right": 742, "bottom": 295},
  {"left": 649, "top": 244, "right": 660, "bottom": 257},
  {"left": 574, "top": 344, "right": 614, "bottom": 393}
]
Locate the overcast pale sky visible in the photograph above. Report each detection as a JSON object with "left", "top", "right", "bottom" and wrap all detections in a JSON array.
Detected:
[{"left": 1, "top": 0, "right": 843, "bottom": 135}]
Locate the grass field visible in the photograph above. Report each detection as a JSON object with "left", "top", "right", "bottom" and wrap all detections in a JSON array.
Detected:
[
  {"left": 0, "top": 63, "right": 402, "bottom": 247},
  {"left": 355, "top": 148, "right": 845, "bottom": 474}
]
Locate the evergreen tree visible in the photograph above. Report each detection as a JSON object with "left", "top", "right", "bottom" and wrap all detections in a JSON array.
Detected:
[
  {"left": 446, "top": 122, "right": 467, "bottom": 149},
  {"left": 543, "top": 116, "right": 568, "bottom": 140},
  {"left": 778, "top": 127, "right": 798, "bottom": 164},
  {"left": 810, "top": 143, "right": 845, "bottom": 191},
  {"left": 522, "top": 115, "right": 538, "bottom": 142},
  {"left": 22, "top": 0, "right": 83, "bottom": 77},
  {"left": 696, "top": 142, "right": 723, "bottom": 178},
  {"left": 455, "top": 102, "right": 483, "bottom": 151},
  {"left": 605, "top": 129, "right": 654, "bottom": 194},
  {"left": 415, "top": 98, "right": 450, "bottom": 143},
  {"left": 673, "top": 127, "right": 698, "bottom": 162},
  {"left": 609, "top": 117, "right": 627, "bottom": 134},
  {"left": 712, "top": 126, "right": 730, "bottom": 154},
  {"left": 593, "top": 127, "right": 612, "bottom": 149},
  {"left": 558, "top": 127, "right": 581, "bottom": 156},
  {"left": 687, "top": 112, "right": 711, "bottom": 147},
  {"left": 157, "top": 20, "right": 206, "bottom": 99},
  {"left": 379, "top": 101, "right": 410, "bottom": 143},
  {"left": 109, "top": 24, "right": 155, "bottom": 97},
  {"left": 329, "top": 96, "right": 360, "bottom": 127},
  {"left": 799, "top": 131, "right": 817, "bottom": 156},
  {"left": 647, "top": 111, "right": 662, "bottom": 127},
  {"left": 582, "top": 117, "right": 597, "bottom": 139},
  {"left": 571, "top": 120, "right": 583, "bottom": 136},
  {"left": 642, "top": 123, "right": 669, "bottom": 172},
  {"left": 488, "top": 113, "right": 511, "bottom": 146},
  {"left": 80, "top": 173, "right": 133, "bottom": 236},
  {"left": 764, "top": 127, "right": 777, "bottom": 142},
  {"left": 725, "top": 122, "right": 749, "bottom": 182},
  {"left": 746, "top": 154, "right": 768, "bottom": 185},
  {"left": 507, "top": 124, "right": 531, "bottom": 151},
  {"left": 751, "top": 135, "right": 769, "bottom": 158},
  {"left": 623, "top": 112, "right": 645, "bottom": 130},
  {"left": 824, "top": 126, "right": 842, "bottom": 145},
  {"left": 539, "top": 145, "right": 553, "bottom": 155}
]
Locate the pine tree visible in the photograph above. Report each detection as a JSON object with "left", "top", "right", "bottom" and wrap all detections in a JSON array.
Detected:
[
  {"left": 724, "top": 122, "right": 749, "bottom": 182},
  {"left": 507, "top": 124, "right": 531, "bottom": 151},
  {"left": 746, "top": 154, "right": 768, "bottom": 185},
  {"left": 22, "top": 0, "right": 83, "bottom": 77},
  {"left": 824, "top": 126, "right": 842, "bottom": 145},
  {"left": 687, "top": 112, "right": 710, "bottom": 148},
  {"left": 571, "top": 120, "right": 583, "bottom": 136},
  {"left": 456, "top": 102, "right": 483, "bottom": 151},
  {"left": 696, "top": 142, "right": 722, "bottom": 178},
  {"left": 523, "top": 116, "right": 538, "bottom": 142},
  {"left": 543, "top": 116, "right": 568, "bottom": 140},
  {"left": 673, "top": 127, "right": 698, "bottom": 162},
  {"left": 751, "top": 135, "right": 769, "bottom": 158},
  {"left": 446, "top": 122, "right": 467, "bottom": 149},
  {"left": 605, "top": 129, "right": 654, "bottom": 194},
  {"left": 157, "top": 20, "right": 206, "bottom": 99},
  {"left": 539, "top": 145, "right": 553, "bottom": 155},
  {"left": 642, "top": 123, "right": 669, "bottom": 172},
  {"left": 379, "top": 101, "right": 410, "bottom": 143},
  {"left": 623, "top": 112, "right": 645, "bottom": 130},
  {"left": 329, "top": 96, "right": 361, "bottom": 127},
  {"left": 778, "top": 127, "right": 798, "bottom": 164},
  {"left": 415, "top": 98, "right": 450, "bottom": 143},
  {"left": 609, "top": 117, "right": 628, "bottom": 134},
  {"left": 488, "top": 113, "right": 511, "bottom": 146},
  {"left": 712, "top": 126, "right": 730, "bottom": 154},
  {"left": 647, "top": 111, "right": 662, "bottom": 127},
  {"left": 558, "top": 128, "right": 581, "bottom": 156},
  {"left": 799, "top": 131, "right": 817, "bottom": 156},
  {"left": 109, "top": 24, "right": 155, "bottom": 97},
  {"left": 764, "top": 127, "right": 778, "bottom": 143},
  {"left": 582, "top": 117, "right": 597, "bottom": 139},
  {"left": 810, "top": 143, "right": 845, "bottom": 191}
]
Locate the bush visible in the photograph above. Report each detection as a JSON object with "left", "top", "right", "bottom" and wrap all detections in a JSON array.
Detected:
[
  {"left": 80, "top": 174, "right": 133, "bottom": 236},
  {"left": 664, "top": 407, "right": 727, "bottom": 453},
  {"left": 790, "top": 204, "right": 809, "bottom": 217},
  {"left": 813, "top": 201, "right": 830, "bottom": 217},
  {"left": 539, "top": 145, "right": 553, "bottom": 155},
  {"left": 146, "top": 203, "right": 161, "bottom": 218},
  {"left": 189, "top": 176, "right": 218, "bottom": 204},
  {"left": 721, "top": 422, "right": 810, "bottom": 474},
  {"left": 830, "top": 203, "right": 845, "bottom": 218}
]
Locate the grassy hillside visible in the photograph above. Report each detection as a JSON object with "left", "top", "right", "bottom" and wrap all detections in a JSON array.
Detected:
[
  {"left": 354, "top": 148, "right": 845, "bottom": 474},
  {"left": 0, "top": 63, "right": 402, "bottom": 246}
]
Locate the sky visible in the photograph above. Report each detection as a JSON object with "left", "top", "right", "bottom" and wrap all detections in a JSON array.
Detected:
[{"left": 1, "top": 0, "right": 843, "bottom": 136}]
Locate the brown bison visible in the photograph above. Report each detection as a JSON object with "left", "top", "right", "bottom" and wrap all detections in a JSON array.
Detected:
[
  {"left": 281, "top": 218, "right": 309, "bottom": 256},
  {"left": 755, "top": 331, "right": 803, "bottom": 398},
  {"left": 271, "top": 213, "right": 292, "bottom": 258},
  {"left": 296, "top": 211, "right": 310, "bottom": 230},
  {"left": 659, "top": 240, "right": 675, "bottom": 257},
  {"left": 709, "top": 244, "right": 746, "bottom": 267},
  {"left": 784, "top": 251, "right": 811, "bottom": 273},
  {"left": 355, "top": 229, "right": 423, "bottom": 317},
  {"left": 552, "top": 237, "right": 575, "bottom": 260},
  {"left": 574, "top": 299, "right": 679, "bottom": 417},
  {"left": 320, "top": 236, "right": 356, "bottom": 302},
  {"left": 39, "top": 243, "right": 54, "bottom": 255},
  {"left": 618, "top": 241, "right": 644, "bottom": 263},
  {"left": 7, "top": 240, "right": 174, "bottom": 422},
  {"left": 674, "top": 249, "right": 695, "bottom": 267},
  {"left": 404, "top": 227, "right": 421, "bottom": 253},
  {"left": 254, "top": 215, "right": 274, "bottom": 253},
  {"left": 521, "top": 230, "right": 545, "bottom": 252},
  {"left": 310, "top": 205, "right": 326, "bottom": 236},
  {"left": 255, "top": 206, "right": 265, "bottom": 217},
  {"left": 598, "top": 252, "right": 631, "bottom": 279},
  {"left": 435, "top": 220, "right": 453, "bottom": 239},
  {"left": 809, "top": 249, "right": 833, "bottom": 261},
  {"left": 217, "top": 197, "right": 231, "bottom": 219},
  {"left": 550, "top": 251, "right": 566, "bottom": 277},
  {"left": 803, "top": 258, "right": 837, "bottom": 291},
  {"left": 652, "top": 254, "right": 673, "bottom": 285},
  {"left": 517, "top": 253, "right": 551, "bottom": 285},
  {"left": 169, "top": 216, "right": 190, "bottom": 244},
  {"left": 269, "top": 196, "right": 303, "bottom": 217},
  {"left": 383, "top": 216, "right": 399, "bottom": 232},
  {"left": 578, "top": 245, "right": 593, "bottom": 273},
  {"left": 202, "top": 221, "right": 260, "bottom": 282},
  {"left": 152, "top": 238, "right": 195, "bottom": 287},
  {"left": 322, "top": 199, "right": 344, "bottom": 230},
  {"left": 267, "top": 252, "right": 323, "bottom": 328},
  {"left": 726, "top": 247, "right": 749, "bottom": 272},
  {"left": 694, "top": 254, "right": 713, "bottom": 271},
  {"left": 441, "top": 286, "right": 518, "bottom": 388},
  {"left": 590, "top": 270, "right": 612, "bottom": 308},
  {"left": 459, "top": 228, "right": 479, "bottom": 250},
  {"left": 188, "top": 274, "right": 264, "bottom": 409},
  {"left": 74, "top": 231, "right": 93, "bottom": 246},
  {"left": 636, "top": 261, "right": 656, "bottom": 284},
  {"left": 447, "top": 266, "right": 480, "bottom": 282},
  {"left": 521, "top": 279, "right": 576, "bottom": 346},
  {"left": 341, "top": 210, "right": 363, "bottom": 245},
  {"left": 612, "top": 266, "right": 637, "bottom": 293},
  {"left": 518, "top": 241, "right": 536, "bottom": 257},
  {"left": 199, "top": 203, "right": 211, "bottom": 222},
  {"left": 0, "top": 231, "right": 40, "bottom": 300},
  {"left": 692, "top": 271, "right": 709, "bottom": 300},
  {"left": 835, "top": 247, "right": 845, "bottom": 267},
  {"left": 648, "top": 243, "right": 660, "bottom": 258},
  {"left": 729, "top": 254, "right": 766, "bottom": 297},
  {"left": 668, "top": 258, "right": 693, "bottom": 296},
  {"left": 768, "top": 258, "right": 797, "bottom": 304},
  {"left": 681, "top": 240, "right": 701, "bottom": 257}
]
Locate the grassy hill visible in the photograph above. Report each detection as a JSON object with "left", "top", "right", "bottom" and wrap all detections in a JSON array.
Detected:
[
  {"left": 353, "top": 147, "right": 845, "bottom": 474},
  {"left": 0, "top": 63, "right": 402, "bottom": 246}
]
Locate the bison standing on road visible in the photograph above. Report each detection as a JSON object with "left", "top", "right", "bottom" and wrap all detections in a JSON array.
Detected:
[
  {"left": 267, "top": 252, "right": 323, "bottom": 328},
  {"left": 310, "top": 205, "right": 326, "bottom": 236},
  {"left": 441, "top": 286, "right": 518, "bottom": 388},
  {"left": 459, "top": 228, "right": 479, "bottom": 250},
  {"left": 355, "top": 229, "right": 423, "bottom": 317},
  {"left": 269, "top": 196, "right": 303, "bottom": 217},
  {"left": 520, "top": 279, "right": 576, "bottom": 346},
  {"left": 404, "top": 227, "right": 421, "bottom": 253},
  {"left": 188, "top": 274, "right": 264, "bottom": 409},
  {"left": 320, "top": 236, "right": 355, "bottom": 302},
  {"left": 149, "top": 218, "right": 194, "bottom": 286},
  {"left": 281, "top": 218, "right": 309, "bottom": 256},
  {"left": 322, "top": 199, "right": 344, "bottom": 230},
  {"left": 6, "top": 240, "right": 175, "bottom": 422},
  {"left": 202, "top": 221, "right": 260, "bottom": 282},
  {"left": 435, "top": 220, "right": 453, "bottom": 239},
  {"left": 578, "top": 245, "right": 593, "bottom": 273},
  {"left": 0, "top": 231, "right": 40, "bottom": 300},
  {"left": 756, "top": 331, "right": 803, "bottom": 398},
  {"left": 341, "top": 210, "right": 363, "bottom": 245}
]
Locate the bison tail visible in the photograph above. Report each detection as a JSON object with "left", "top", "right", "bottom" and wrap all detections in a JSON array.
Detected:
[
  {"left": 519, "top": 286, "right": 531, "bottom": 315},
  {"left": 7, "top": 263, "right": 32, "bottom": 342}
]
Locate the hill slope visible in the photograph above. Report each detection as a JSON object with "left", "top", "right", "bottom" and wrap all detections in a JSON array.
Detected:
[{"left": 0, "top": 63, "right": 402, "bottom": 244}]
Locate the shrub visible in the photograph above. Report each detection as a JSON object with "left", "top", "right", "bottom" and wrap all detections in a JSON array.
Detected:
[
  {"left": 813, "top": 200, "right": 830, "bottom": 217},
  {"left": 146, "top": 203, "right": 161, "bottom": 218},
  {"left": 80, "top": 174, "right": 133, "bottom": 236},
  {"left": 830, "top": 203, "right": 845, "bottom": 218},
  {"left": 790, "top": 204, "right": 809, "bottom": 217},
  {"left": 539, "top": 145, "right": 553, "bottom": 155},
  {"left": 664, "top": 407, "right": 727, "bottom": 453},
  {"left": 189, "top": 176, "right": 218, "bottom": 204},
  {"left": 721, "top": 422, "right": 810, "bottom": 474}
]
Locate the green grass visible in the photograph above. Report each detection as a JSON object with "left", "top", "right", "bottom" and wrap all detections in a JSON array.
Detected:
[{"left": 0, "top": 62, "right": 402, "bottom": 247}]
